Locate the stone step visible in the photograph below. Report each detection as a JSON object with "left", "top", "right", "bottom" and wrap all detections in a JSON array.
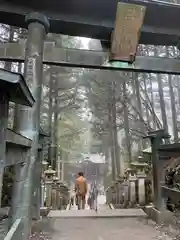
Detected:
[
  {"left": 48, "top": 208, "right": 147, "bottom": 219},
  {"left": 50, "top": 217, "right": 167, "bottom": 240}
]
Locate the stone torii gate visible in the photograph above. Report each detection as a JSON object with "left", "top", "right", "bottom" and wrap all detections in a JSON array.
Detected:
[
  {"left": 2, "top": 0, "right": 180, "bottom": 239},
  {"left": 0, "top": 0, "right": 179, "bottom": 46},
  {"left": 1, "top": 40, "right": 180, "bottom": 74}
]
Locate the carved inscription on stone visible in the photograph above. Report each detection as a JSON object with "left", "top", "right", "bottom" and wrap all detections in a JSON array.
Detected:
[
  {"left": 26, "top": 57, "right": 36, "bottom": 90},
  {"left": 110, "top": 2, "right": 146, "bottom": 63},
  {"left": 25, "top": 57, "right": 36, "bottom": 122}
]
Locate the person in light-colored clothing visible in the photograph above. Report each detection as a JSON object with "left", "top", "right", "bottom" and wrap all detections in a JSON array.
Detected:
[{"left": 75, "top": 172, "right": 88, "bottom": 210}]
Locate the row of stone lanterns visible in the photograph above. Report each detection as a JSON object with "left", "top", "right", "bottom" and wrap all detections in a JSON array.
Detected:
[
  {"left": 106, "top": 158, "right": 150, "bottom": 208},
  {"left": 126, "top": 161, "right": 148, "bottom": 206},
  {"left": 41, "top": 163, "right": 69, "bottom": 210}
]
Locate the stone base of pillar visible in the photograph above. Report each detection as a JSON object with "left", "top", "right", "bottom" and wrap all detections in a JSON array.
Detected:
[
  {"left": 40, "top": 207, "right": 50, "bottom": 217},
  {"left": 138, "top": 178, "right": 145, "bottom": 206},
  {"left": 129, "top": 180, "right": 136, "bottom": 207},
  {"left": 113, "top": 182, "right": 129, "bottom": 208},
  {"left": 51, "top": 189, "right": 57, "bottom": 210},
  {"left": 145, "top": 205, "right": 173, "bottom": 224}
]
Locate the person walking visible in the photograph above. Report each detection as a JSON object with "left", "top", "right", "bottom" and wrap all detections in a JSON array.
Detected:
[{"left": 75, "top": 172, "right": 88, "bottom": 210}]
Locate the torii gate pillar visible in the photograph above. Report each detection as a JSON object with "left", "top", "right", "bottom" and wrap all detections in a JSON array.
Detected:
[{"left": 10, "top": 12, "right": 50, "bottom": 237}]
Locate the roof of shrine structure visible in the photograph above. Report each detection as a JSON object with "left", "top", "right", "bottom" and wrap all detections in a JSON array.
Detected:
[
  {"left": 0, "top": 0, "right": 180, "bottom": 46},
  {"left": 0, "top": 68, "right": 35, "bottom": 106}
]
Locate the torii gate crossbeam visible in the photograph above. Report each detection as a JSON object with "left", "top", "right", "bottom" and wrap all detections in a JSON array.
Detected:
[{"left": 1, "top": 42, "right": 180, "bottom": 75}]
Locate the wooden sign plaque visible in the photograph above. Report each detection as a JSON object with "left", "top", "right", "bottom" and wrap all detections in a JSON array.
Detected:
[{"left": 110, "top": 2, "right": 146, "bottom": 63}]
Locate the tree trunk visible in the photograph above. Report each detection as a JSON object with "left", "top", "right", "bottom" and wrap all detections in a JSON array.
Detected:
[
  {"left": 157, "top": 74, "right": 169, "bottom": 133},
  {"left": 142, "top": 73, "right": 151, "bottom": 129},
  {"left": 107, "top": 102, "right": 116, "bottom": 181},
  {"left": 0, "top": 95, "right": 9, "bottom": 207},
  {"left": 154, "top": 47, "right": 169, "bottom": 138},
  {"left": 48, "top": 69, "right": 53, "bottom": 166},
  {"left": 101, "top": 133, "right": 109, "bottom": 165},
  {"left": 133, "top": 73, "right": 146, "bottom": 149},
  {"left": 166, "top": 47, "right": 178, "bottom": 142},
  {"left": 176, "top": 76, "right": 180, "bottom": 111},
  {"left": 139, "top": 83, "right": 162, "bottom": 129},
  {"left": 168, "top": 74, "right": 178, "bottom": 141},
  {"left": 122, "top": 81, "right": 132, "bottom": 163},
  {"left": 148, "top": 74, "right": 156, "bottom": 129},
  {"left": 4, "top": 26, "right": 14, "bottom": 71},
  {"left": 51, "top": 74, "right": 58, "bottom": 169},
  {"left": 111, "top": 82, "right": 122, "bottom": 179}
]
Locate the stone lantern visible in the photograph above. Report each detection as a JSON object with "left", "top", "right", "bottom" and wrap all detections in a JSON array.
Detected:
[
  {"left": 51, "top": 175, "right": 60, "bottom": 209},
  {"left": 130, "top": 162, "right": 147, "bottom": 178},
  {"left": 42, "top": 160, "right": 48, "bottom": 171},
  {"left": 131, "top": 162, "right": 148, "bottom": 206},
  {"left": 138, "top": 155, "right": 143, "bottom": 162},
  {"left": 126, "top": 167, "right": 137, "bottom": 207},
  {"left": 44, "top": 166, "right": 56, "bottom": 207},
  {"left": 125, "top": 167, "right": 136, "bottom": 180},
  {"left": 58, "top": 182, "right": 69, "bottom": 210},
  {"left": 53, "top": 174, "right": 59, "bottom": 182},
  {"left": 41, "top": 160, "right": 48, "bottom": 207},
  {"left": 44, "top": 166, "right": 56, "bottom": 182},
  {"left": 55, "top": 180, "right": 62, "bottom": 210}
]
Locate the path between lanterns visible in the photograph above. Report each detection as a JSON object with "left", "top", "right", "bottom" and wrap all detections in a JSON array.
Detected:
[{"left": 47, "top": 195, "right": 172, "bottom": 240}]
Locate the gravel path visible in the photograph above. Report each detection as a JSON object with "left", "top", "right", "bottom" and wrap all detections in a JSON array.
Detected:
[{"left": 50, "top": 217, "right": 172, "bottom": 240}]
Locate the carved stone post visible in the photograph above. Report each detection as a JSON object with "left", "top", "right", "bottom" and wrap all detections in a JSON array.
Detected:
[
  {"left": 151, "top": 138, "right": 164, "bottom": 210},
  {"left": 32, "top": 148, "right": 42, "bottom": 219},
  {"left": 57, "top": 156, "right": 61, "bottom": 179},
  {"left": 51, "top": 176, "right": 59, "bottom": 209},
  {"left": 145, "top": 130, "right": 170, "bottom": 210},
  {"left": 0, "top": 94, "right": 9, "bottom": 207},
  {"left": 51, "top": 186, "right": 56, "bottom": 209},
  {"left": 57, "top": 187, "right": 61, "bottom": 210},
  {"left": 8, "top": 162, "right": 27, "bottom": 228},
  {"left": 41, "top": 161, "right": 48, "bottom": 207},
  {"left": 126, "top": 168, "right": 136, "bottom": 207},
  {"left": 12, "top": 12, "right": 49, "bottom": 237},
  {"left": 129, "top": 177, "right": 136, "bottom": 206},
  {"left": 137, "top": 169, "right": 146, "bottom": 206},
  {"left": 130, "top": 162, "right": 147, "bottom": 206}
]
